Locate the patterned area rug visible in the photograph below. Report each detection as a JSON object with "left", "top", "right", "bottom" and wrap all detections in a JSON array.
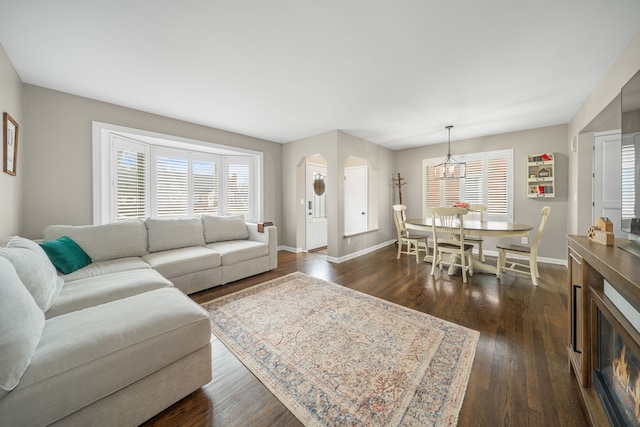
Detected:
[{"left": 205, "top": 272, "right": 479, "bottom": 426}]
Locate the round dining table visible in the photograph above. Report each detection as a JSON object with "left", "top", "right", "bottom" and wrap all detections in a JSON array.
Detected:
[{"left": 405, "top": 217, "right": 533, "bottom": 275}]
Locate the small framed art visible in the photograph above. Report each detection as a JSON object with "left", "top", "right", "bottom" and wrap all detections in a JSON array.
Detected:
[{"left": 3, "top": 112, "right": 18, "bottom": 176}]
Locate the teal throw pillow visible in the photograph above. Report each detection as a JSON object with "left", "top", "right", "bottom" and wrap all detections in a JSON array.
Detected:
[{"left": 39, "top": 236, "right": 92, "bottom": 275}]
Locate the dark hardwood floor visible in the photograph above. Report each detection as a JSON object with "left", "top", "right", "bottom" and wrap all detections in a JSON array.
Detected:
[{"left": 142, "top": 246, "right": 589, "bottom": 427}]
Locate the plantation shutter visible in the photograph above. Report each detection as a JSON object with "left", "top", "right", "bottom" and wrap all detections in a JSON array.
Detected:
[
  {"left": 224, "top": 156, "right": 253, "bottom": 218},
  {"left": 424, "top": 162, "right": 441, "bottom": 211},
  {"left": 155, "top": 151, "right": 189, "bottom": 217},
  {"left": 621, "top": 142, "right": 636, "bottom": 219},
  {"left": 462, "top": 159, "right": 483, "bottom": 205},
  {"left": 487, "top": 157, "right": 508, "bottom": 216},
  {"left": 113, "top": 136, "right": 149, "bottom": 221},
  {"left": 193, "top": 159, "right": 218, "bottom": 215},
  {"left": 443, "top": 178, "right": 460, "bottom": 207},
  {"left": 422, "top": 149, "right": 513, "bottom": 221}
]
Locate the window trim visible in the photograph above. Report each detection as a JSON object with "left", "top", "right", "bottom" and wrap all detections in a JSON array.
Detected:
[
  {"left": 92, "top": 121, "right": 263, "bottom": 224},
  {"left": 422, "top": 148, "right": 513, "bottom": 221}
]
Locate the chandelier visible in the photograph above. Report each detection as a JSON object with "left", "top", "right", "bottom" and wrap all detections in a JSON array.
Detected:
[{"left": 434, "top": 125, "right": 466, "bottom": 179}]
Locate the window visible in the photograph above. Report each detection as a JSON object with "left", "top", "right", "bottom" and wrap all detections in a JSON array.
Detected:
[
  {"left": 93, "top": 122, "right": 261, "bottom": 224},
  {"left": 621, "top": 141, "right": 635, "bottom": 220},
  {"left": 422, "top": 149, "right": 513, "bottom": 221}
]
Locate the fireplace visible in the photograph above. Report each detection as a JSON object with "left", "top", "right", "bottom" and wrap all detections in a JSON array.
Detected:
[{"left": 593, "top": 281, "right": 640, "bottom": 427}]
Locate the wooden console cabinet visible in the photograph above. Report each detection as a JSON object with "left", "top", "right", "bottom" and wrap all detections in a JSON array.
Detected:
[{"left": 566, "top": 235, "right": 640, "bottom": 426}]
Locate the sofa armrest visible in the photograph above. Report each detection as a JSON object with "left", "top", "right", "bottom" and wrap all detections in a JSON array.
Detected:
[{"left": 246, "top": 223, "right": 277, "bottom": 269}]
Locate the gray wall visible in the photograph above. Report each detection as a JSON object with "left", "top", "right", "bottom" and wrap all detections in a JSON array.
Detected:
[
  {"left": 568, "top": 25, "right": 640, "bottom": 235},
  {"left": 394, "top": 124, "right": 569, "bottom": 260},
  {"left": 282, "top": 130, "right": 394, "bottom": 258},
  {"left": 21, "top": 85, "right": 282, "bottom": 240},
  {"left": 0, "top": 43, "right": 23, "bottom": 237}
]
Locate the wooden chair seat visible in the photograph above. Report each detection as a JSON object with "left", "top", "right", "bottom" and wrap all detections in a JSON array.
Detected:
[
  {"left": 497, "top": 206, "right": 550, "bottom": 286},
  {"left": 496, "top": 243, "right": 531, "bottom": 254},
  {"left": 393, "top": 205, "right": 429, "bottom": 263},
  {"left": 429, "top": 207, "right": 474, "bottom": 283}
]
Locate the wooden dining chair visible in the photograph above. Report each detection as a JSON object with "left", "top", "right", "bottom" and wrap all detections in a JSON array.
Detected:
[
  {"left": 430, "top": 207, "right": 474, "bottom": 283},
  {"left": 496, "top": 206, "right": 551, "bottom": 286},
  {"left": 464, "top": 204, "right": 487, "bottom": 261},
  {"left": 392, "top": 205, "right": 429, "bottom": 263}
]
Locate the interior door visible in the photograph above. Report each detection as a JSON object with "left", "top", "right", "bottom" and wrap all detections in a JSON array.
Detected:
[
  {"left": 306, "top": 162, "right": 328, "bottom": 250},
  {"left": 594, "top": 131, "right": 625, "bottom": 237},
  {"left": 344, "top": 165, "right": 368, "bottom": 234}
]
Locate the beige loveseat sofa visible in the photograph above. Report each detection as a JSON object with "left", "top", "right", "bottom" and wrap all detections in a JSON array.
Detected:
[{"left": 0, "top": 216, "right": 277, "bottom": 426}]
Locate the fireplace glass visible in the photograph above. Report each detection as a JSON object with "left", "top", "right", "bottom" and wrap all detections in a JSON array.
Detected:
[{"left": 595, "top": 310, "right": 640, "bottom": 427}]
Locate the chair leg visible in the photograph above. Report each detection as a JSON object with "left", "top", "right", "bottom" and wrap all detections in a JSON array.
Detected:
[
  {"left": 479, "top": 243, "right": 485, "bottom": 262},
  {"left": 530, "top": 253, "right": 539, "bottom": 286},
  {"left": 460, "top": 251, "right": 467, "bottom": 283},
  {"left": 397, "top": 240, "right": 402, "bottom": 259},
  {"left": 415, "top": 241, "right": 420, "bottom": 264},
  {"left": 496, "top": 249, "right": 503, "bottom": 278},
  {"left": 430, "top": 251, "right": 437, "bottom": 276}
]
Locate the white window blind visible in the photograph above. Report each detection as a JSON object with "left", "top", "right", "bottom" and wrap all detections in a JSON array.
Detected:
[
  {"left": 422, "top": 149, "right": 513, "bottom": 221},
  {"left": 155, "top": 152, "right": 189, "bottom": 217},
  {"left": 94, "top": 122, "right": 262, "bottom": 224},
  {"left": 621, "top": 142, "right": 636, "bottom": 219},
  {"left": 193, "top": 159, "right": 218, "bottom": 215},
  {"left": 113, "top": 136, "right": 149, "bottom": 221},
  {"left": 224, "top": 156, "right": 252, "bottom": 217}
]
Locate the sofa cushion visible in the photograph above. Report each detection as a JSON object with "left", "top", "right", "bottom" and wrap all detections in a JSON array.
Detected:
[
  {"left": 0, "top": 258, "right": 45, "bottom": 399},
  {"left": 62, "top": 257, "right": 151, "bottom": 283},
  {"left": 39, "top": 236, "right": 92, "bottom": 275},
  {"left": 0, "top": 288, "right": 211, "bottom": 426},
  {"left": 206, "top": 240, "right": 269, "bottom": 265},
  {"left": 46, "top": 269, "right": 173, "bottom": 319},
  {"left": 202, "top": 214, "right": 249, "bottom": 243},
  {"left": 143, "top": 246, "right": 221, "bottom": 279},
  {"left": 0, "top": 236, "right": 64, "bottom": 312},
  {"left": 146, "top": 217, "right": 205, "bottom": 252},
  {"left": 43, "top": 221, "right": 149, "bottom": 262}
]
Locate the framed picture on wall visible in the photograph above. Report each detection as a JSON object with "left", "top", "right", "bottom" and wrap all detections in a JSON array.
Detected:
[{"left": 3, "top": 112, "right": 18, "bottom": 176}]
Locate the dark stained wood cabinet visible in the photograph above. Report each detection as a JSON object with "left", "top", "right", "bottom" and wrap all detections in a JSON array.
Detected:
[{"left": 566, "top": 235, "right": 640, "bottom": 427}]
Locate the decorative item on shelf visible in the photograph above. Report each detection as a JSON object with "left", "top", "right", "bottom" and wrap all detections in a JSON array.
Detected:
[
  {"left": 537, "top": 167, "right": 551, "bottom": 178},
  {"left": 588, "top": 217, "right": 614, "bottom": 245},
  {"left": 540, "top": 153, "right": 552, "bottom": 161},
  {"left": 257, "top": 221, "right": 274, "bottom": 233},
  {"left": 434, "top": 125, "right": 466, "bottom": 179}
]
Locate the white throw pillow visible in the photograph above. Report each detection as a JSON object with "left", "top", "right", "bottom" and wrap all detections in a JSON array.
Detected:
[
  {"left": 146, "top": 217, "right": 205, "bottom": 252},
  {"left": 0, "top": 236, "right": 65, "bottom": 311},
  {"left": 202, "top": 214, "right": 249, "bottom": 242},
  {"left": 0, "top": 257, "right": 45, "bottom": 398}
]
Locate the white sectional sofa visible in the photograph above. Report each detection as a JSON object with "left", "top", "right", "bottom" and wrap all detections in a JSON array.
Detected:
[
  {"left": 42, "top": 215, "right": 277, "bottom": 295},
  {"left": 0, "top": 215, "right": 277, "bottom": 426}
]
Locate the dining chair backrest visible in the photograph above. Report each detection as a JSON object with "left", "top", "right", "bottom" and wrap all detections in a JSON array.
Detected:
[
  {"left": 532, "top": 206, "right": 551, "bottom": 249},
  {"left": 466, "top": 204, "right": 487, "bottom": 222},
  {"left": 392, "top": 204, "right": 408, "bottom": 238},
  {"left": 430, "top": 207, "right": 468, "bottom": 244}
]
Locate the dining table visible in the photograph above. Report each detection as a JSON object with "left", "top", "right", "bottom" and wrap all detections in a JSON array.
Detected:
[{"left": 405, "top": 217, "right": 533, "bottom": 275}]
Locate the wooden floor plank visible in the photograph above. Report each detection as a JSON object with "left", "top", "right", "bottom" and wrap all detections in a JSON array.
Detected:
[{"left": 143, "top": 247, "right": 589, "bottom": 427}]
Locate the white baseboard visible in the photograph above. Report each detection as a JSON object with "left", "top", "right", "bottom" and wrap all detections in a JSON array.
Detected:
[
  {"left": 483, "top": 250, "right": 567, "bottom": 267},
  {"left": 278, "top": 245, "right": 568, "bottom": 267}
]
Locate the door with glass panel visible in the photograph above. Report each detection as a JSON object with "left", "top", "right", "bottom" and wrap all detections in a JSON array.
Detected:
[{"left": 306, "top": 162, "right": 328, "bottom": 251}]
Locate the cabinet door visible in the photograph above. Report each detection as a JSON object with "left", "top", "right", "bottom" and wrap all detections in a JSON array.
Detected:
[{"left": 568, "top": 248, "right": 588, "bottom": 386}]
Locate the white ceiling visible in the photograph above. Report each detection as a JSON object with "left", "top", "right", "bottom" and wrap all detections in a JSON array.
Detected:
[{"left": 1, "top": 1, "right": 640, "bottom": 150}]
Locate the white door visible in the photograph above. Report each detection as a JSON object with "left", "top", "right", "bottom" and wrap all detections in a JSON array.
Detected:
[
  {"left": 344, "top": 165, "right": 368, "bottom": 235},
  {"left": 594, "top": 131, "right": 625, "bottom": 237},
  {"left": 306, "top": 163, "right": 328, "bottom": 250}
]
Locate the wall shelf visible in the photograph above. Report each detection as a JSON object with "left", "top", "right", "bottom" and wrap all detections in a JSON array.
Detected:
[{"left": 527, "top": 153, "right": 555, "bottom": 198}]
